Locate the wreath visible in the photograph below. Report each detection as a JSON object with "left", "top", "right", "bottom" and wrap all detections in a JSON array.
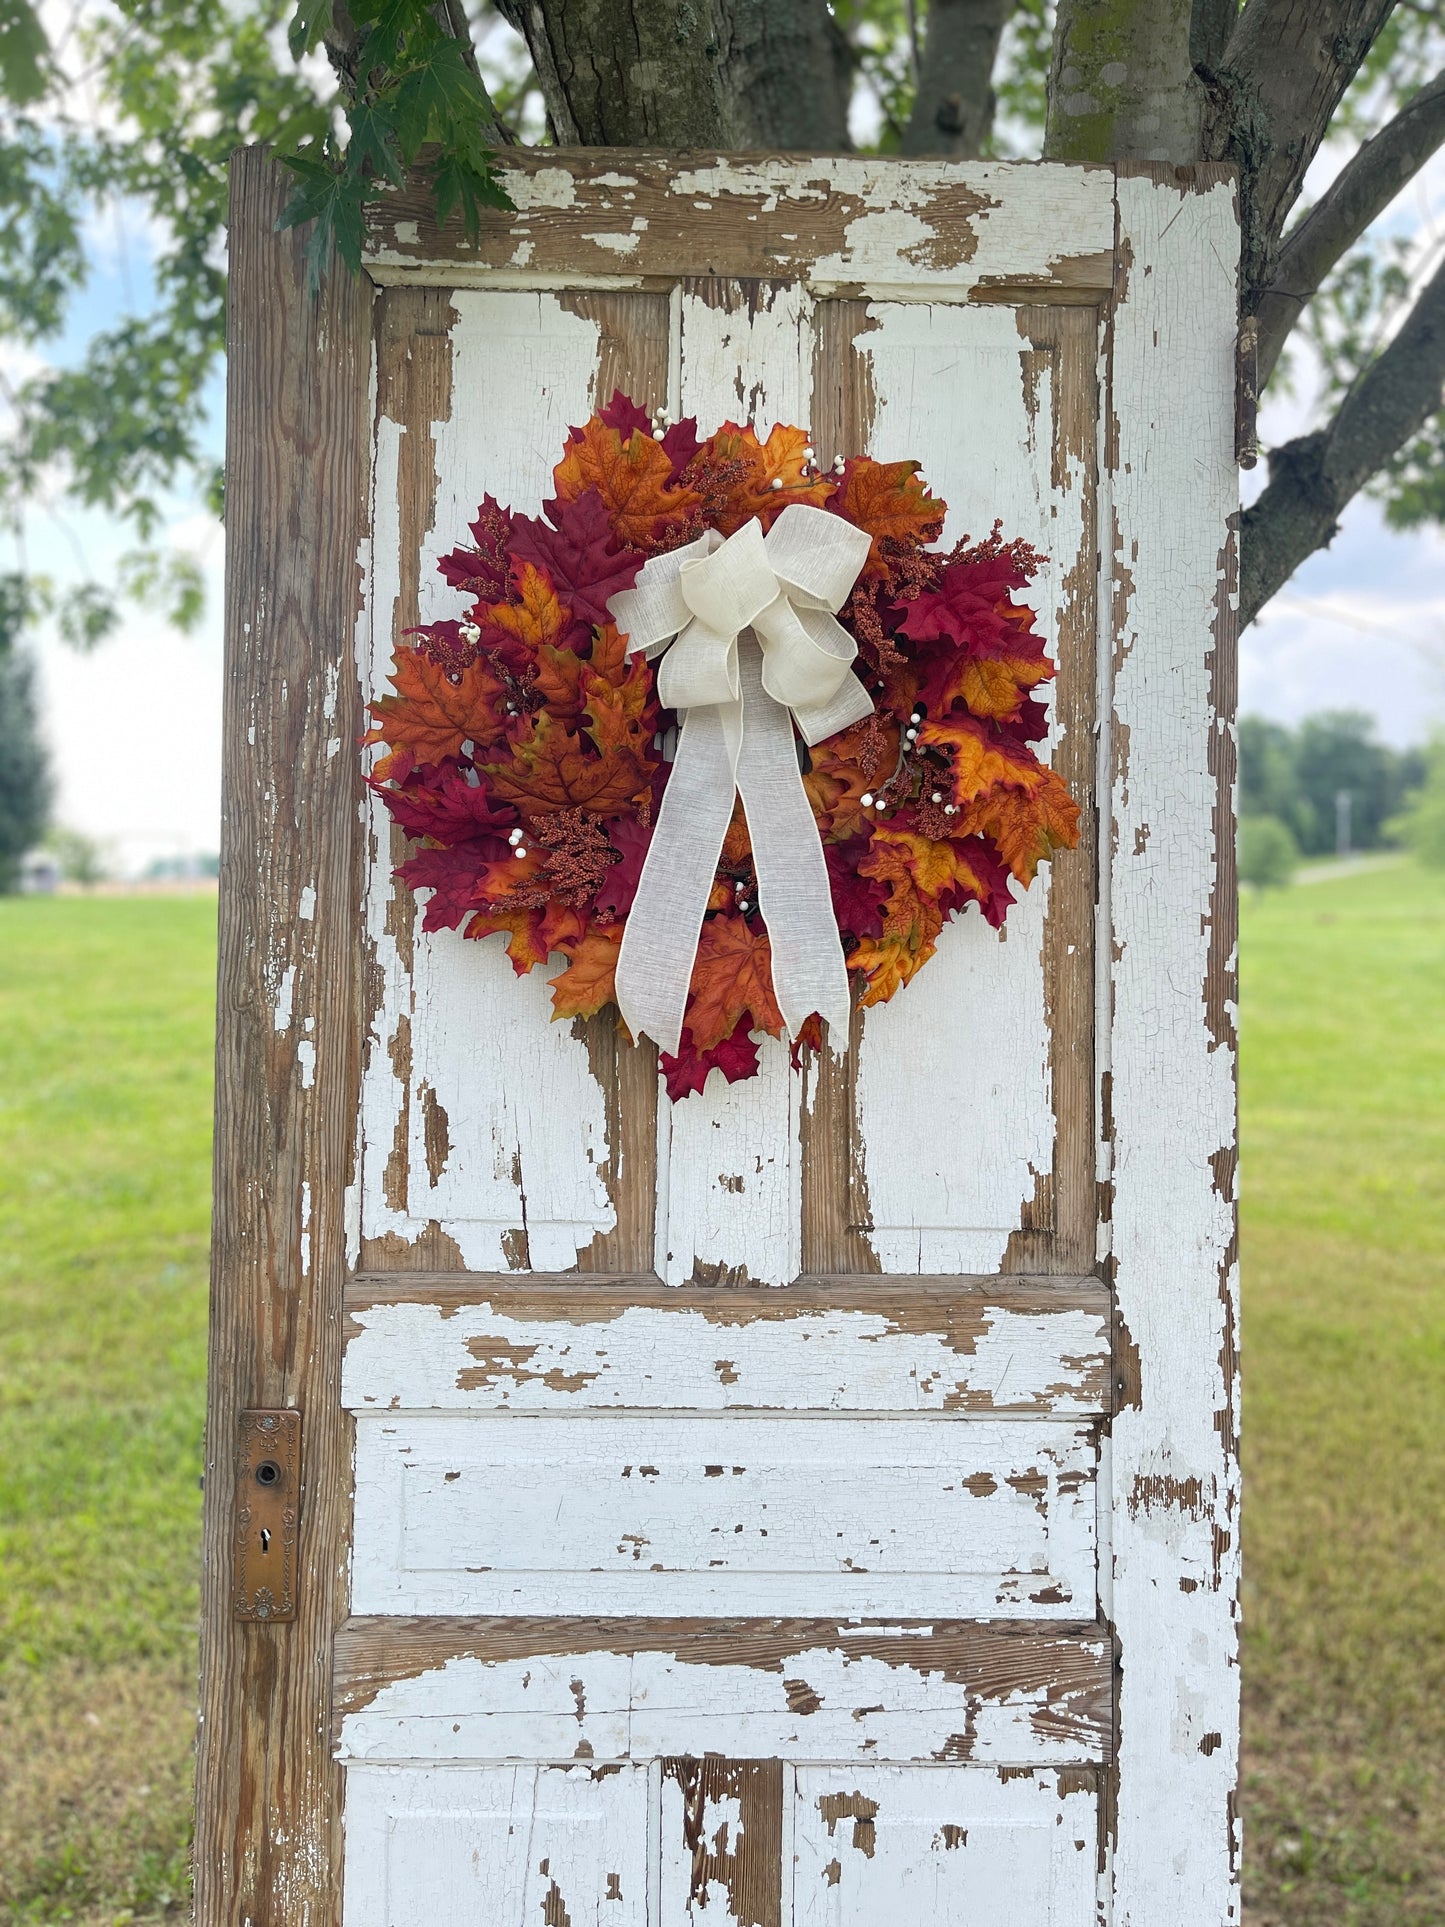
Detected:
[{"left": 364, "top": 392, "right": 1080, "bottom": 1100}]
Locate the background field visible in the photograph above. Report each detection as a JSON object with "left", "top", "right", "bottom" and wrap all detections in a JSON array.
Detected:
[{"left": 0, "top": 872, "right": 1441, "bottom": 1924}]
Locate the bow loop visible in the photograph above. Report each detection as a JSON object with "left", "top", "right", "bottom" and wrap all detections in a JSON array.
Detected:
[{"left": 604, "top": 501, "right": 876, "bottom": 1058}]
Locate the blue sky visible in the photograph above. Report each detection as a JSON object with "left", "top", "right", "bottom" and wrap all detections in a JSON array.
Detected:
[{"left": 13, "top": 148, "right": 1445, "bottom": 875}]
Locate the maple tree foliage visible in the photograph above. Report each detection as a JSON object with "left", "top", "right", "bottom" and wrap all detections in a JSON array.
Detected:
[{"left": 364, "top": 394, "right": 1080, "bottom": 1098}]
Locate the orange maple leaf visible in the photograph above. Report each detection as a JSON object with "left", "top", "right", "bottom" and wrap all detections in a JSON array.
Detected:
[
  {"left": 955, "top": 765, "right": 1081, "bottom": 883},
  {"left": 917, "top": 715, "right": 1046, "bottom": 806},
  {"left": 805, "top": 724, "right": 886, "bottom": 839},
  {"left": 685, "top": 912, "right": 784, "bottom": 1052},
  {"left": 466, "top": 899, "right": 587, "bottom": 974},
  {"left": 364, "top": 648, "right": 509, "bottom": 775},
  {"left": 691, "top": 423, "right": 835, "bottom": 535},
  {"left": 532, "top": 643, "right": 588, "bottom": 722},
  {"left": 830, "top": 457, "right": 945, "bottom": 578},
  {"left": 582, "top": 661, "right": 653, "bottom": 754},
  {"left": 847, "top": 918, "right": 942, "bottom": 1006},
  {"left": 554, "top": 420, "right": 701, "bottom": 549},
  {"left": 483, "top": 711, "right": 654, "bottom": 816},
  {"left": 482, "top": 562, "right": 571, "bottom": 656},
  {"left": 943, "top": 652, "right": 1055, "bottom": 722},
  {"left": 548, "top": 925, "right": 622, "bottom": 1019},
  {"left": 860, "top": 827, "right": 984, "bottom": 904}
]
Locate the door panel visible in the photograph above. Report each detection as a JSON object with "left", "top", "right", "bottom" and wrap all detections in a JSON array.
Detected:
[
  {"left": 792, "top": 1767, "right": 1096, "bottom": 1924},
  {"left": 342, "top": 1763, "right": 651, "bottom": 1926},
  {"left": 351, "top": 1413, "right": 1096, "bottom": 1618}
]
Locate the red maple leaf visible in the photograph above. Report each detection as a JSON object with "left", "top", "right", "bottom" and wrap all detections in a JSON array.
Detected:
[
  {"left": 509, "top": 490, "right": 645, "bottom": 630},
  {"left": 377, "top": 768, "right": 517, "bottom": 845},
  {"left": 826, "top": 837, "right": 887, "bottom": 941},
  {"left": 660, "top": 1022, "right": 762, "bottom": 1101},
  {"left": 594, "top": 815, "right": 652, "bottom": 918},
  {"left": 436, "top": 495, "right": 513, "bottom": 601}
]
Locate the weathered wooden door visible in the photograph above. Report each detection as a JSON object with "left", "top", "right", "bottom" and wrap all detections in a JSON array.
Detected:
[{"left": 199, "top": 150, "right": 1240, "bottom": 1926}]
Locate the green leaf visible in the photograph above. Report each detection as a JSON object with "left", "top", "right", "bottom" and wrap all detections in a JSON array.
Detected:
[
  {"left": 0, "top": 0, "right": 47, "bottom": 106},
  {"left": 278, "top": 153, "right": 378, "bottom": 289},
  {"left": 431, "top": 149, "right": 513, "bottom": 240},
  {"left": 343, "top": 100, "right": 404, "bottom": 187},
  {"left": 391, "top": 38, "right": 488, "bottom": 161},
  {"left": 286, "top": 0, "right": 333, "bottom": 63}
]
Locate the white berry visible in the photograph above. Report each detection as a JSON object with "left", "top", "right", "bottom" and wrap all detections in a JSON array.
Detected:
[
  {"left": 944, "top": 805, "right": 957, "bottom": 816},
  {"left": 860, "top": 792, "right": 874, "bottom": 808},
  {"left": 931, "top": 791, "right": 942, "bottom": 804},
  {"left": 769, "top": 477, "right": 783, "bottom": 491}
]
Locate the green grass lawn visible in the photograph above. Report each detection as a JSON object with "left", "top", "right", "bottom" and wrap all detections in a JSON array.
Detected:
[{"left": 0, "top": 873, "right": 1442, "bottom": 1923}]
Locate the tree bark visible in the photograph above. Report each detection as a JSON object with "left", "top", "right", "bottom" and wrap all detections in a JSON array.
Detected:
[
  {"left": 1255, "top": 69, "right": 1445, "bottom": 386},
  {"left": 1044, "top": 0, "right": 1207, "bottom": 165},
  {"left": 901, "top": 0, "right": 1013, "bottom": 157},
  {"left": 495, "top": 0, "right": 852, "bottom": 149},
  {"left": 1241, "top": 253, "right": 1445, "bottom": 625},
  {"left": 1205, "top": 0, "right": 1396, "bottom": 303}
]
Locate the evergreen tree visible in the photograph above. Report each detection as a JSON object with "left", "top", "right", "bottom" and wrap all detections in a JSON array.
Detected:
[{"left": 0, "top": 576, "right": 51, "bottom": 892}]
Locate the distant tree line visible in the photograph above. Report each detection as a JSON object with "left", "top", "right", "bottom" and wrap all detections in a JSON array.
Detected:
[{"left": 1240, "top": 710, "right": 1426, "bottom": 859}]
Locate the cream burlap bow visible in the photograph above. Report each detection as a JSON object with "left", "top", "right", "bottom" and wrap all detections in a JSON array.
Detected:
[{"left": 605, "top": 503, "right": 874, "bottom": 1057}]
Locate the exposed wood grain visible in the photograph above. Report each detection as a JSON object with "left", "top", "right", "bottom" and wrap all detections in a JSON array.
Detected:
[
  {"left": 341, "top": 1273, "right": 1112, "bottom": 1416},
  {"left": 331, "top": 1617, "right": 1114, "bottom": 1766},
  {"left": 801, "top": 301, "right": 880, "bottom": 1275},
  {"left": 194, "top": 147, "right": 373, "bottom": 1927},
  {"left": 559, "top": 288, "right": 669, "bottom": 1273},
  {"left": 1106, "top": 163, "right": 1241, "bottom": 1925},
  {"left": 359, "top": 286, "right": 458, "bottom": 1273},
  {"left": 1003, "top": 303, "right": 1099, "bottom": 1276},
  {"left": 363, "top": 151, "right": 1117, "bottom": 298},
  {"left": 663, "top": 1757, "right": 783, "bottom": 1926}
]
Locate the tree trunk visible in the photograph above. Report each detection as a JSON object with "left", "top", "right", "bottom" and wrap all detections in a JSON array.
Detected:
[
  {"left": 495, "top": 0, "right": 852, "bottom": 149},
  {"left": 1044, "top": 0, "right": 1207, "bottom": 166},
  {"left": 901, "top": 0, "right": 1013, "bottom": 157}
]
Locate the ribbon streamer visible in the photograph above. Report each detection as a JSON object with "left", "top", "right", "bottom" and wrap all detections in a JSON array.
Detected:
[{"left": 606, "top": 503, "right": 874, "bottom": 1057}]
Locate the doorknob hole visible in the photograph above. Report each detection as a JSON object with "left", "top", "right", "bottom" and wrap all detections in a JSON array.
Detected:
[{"left": 255, "top": 1460, "right": 281, "bottom": 1487}]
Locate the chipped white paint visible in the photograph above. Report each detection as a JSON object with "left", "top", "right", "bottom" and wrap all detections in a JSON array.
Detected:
[
  {"left": 338, "top": 161, "right": 1239, "bottom": 1925},
  {"left": 337, "top": 1637, "right": 1109, "bottom": 1768},
  {"left": 660, "top": 279, "right": 815, "bottom": 1283},
  {"left": 849, "top": 303, "right": 1068, "bottom": 1271},
  {"left": 341, "top": 1294, "right": 1110, "bottom": 1416},
  {"left": 342, "top": 1764, "right": 648, "bottom": 1927},
  {"left": 1108, "top": 172, "right": 1240, "bottom": 1925},
  {"left": 359, "top": 294, "right": 617, "bottom": 1268},
  {"left": 351, "top": 1414, "right": 1096, "bottom": 1618},
  {"left": 365, "top": 157, "right": 1116, "bottom": 303},
  {"left": 792, "top": 1767, "right": 1096, "bottom": 1923}
]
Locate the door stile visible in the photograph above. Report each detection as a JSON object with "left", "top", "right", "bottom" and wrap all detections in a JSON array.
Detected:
[
  {"left": 1105, "top": 163, "right": 1241, "bottom": 1924},
  {"left": 196, "top": 148, "right": 375, "bottom": 1927}
]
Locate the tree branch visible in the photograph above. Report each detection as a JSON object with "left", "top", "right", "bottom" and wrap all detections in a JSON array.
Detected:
[
  {"left": 1241, "top": 252, "right": 1445, "bottom": 624},
  {"left": 495, "top": 0, "right": 850, "bottom": 149},
  {"left": 1256, "top": 68, "right": 1445, "bottom": 385},
  {"left": 1207, "top": 0, "right": 1395, "bottom": 301},
  {"left": 901, "top": 0, "right": 1012, "bottom": 157}
]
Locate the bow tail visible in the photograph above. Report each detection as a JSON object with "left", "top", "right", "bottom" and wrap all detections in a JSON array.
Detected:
[
  {"left": 734, "top": 637, "right": 853, "bottom": 1042},
  {"left": 614, "top": 702, "right": 739, "bottom": 1058}
]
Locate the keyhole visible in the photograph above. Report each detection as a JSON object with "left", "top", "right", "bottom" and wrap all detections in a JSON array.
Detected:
[
  {"left": 260, "top": 1528, "right": 271, "bottom": 1554},
  {"left": 255, "top": 1460, "right": 281, "bottom": 1487}
]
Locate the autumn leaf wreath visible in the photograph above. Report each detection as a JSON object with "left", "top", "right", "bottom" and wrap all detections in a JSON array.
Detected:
[{"left": 364, "top": 393, "right": 1080, "bottom": 1101}]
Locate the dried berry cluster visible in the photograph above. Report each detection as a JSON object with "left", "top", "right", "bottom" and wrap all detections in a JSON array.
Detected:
[{"left": 365, "top": 393, "right": 1079, "bottom": 1099}]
